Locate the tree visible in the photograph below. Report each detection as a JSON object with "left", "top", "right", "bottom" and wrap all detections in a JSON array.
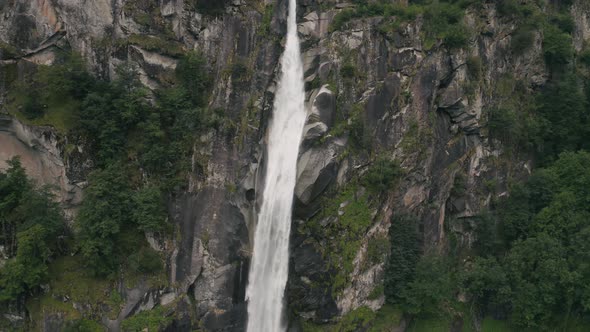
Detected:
[
  {"left": 543, "top": 24, "right": 573, "bottom": 69},
  {"left": 461, "top": 257, "right": 510, "bottom": 315},
  {"left": 399, "top": 255, "right": 455, "bottom": 316},
  {"left": 535, "top": 75, "right": 587, "bottom": 163},
  {"left": 132, "top": 185, "right": 167, "bottom": 234},
  {"left": 364, "top": 157, "right": 401, "bottom": 194},
  {"left": 0, "top": 158, "right": 64, "bottom": 303},
  {"left": 77, "top": 164, "right": 133, "bottom": 276},
  {"left": 175, "top": 52, "right": 210, "bottom": 106},
  {"left": 384, "top": 214, "right": 421, "bottom": 304},
  {"left": 505, "top": 235, "right": 573, "bottom": 328}
]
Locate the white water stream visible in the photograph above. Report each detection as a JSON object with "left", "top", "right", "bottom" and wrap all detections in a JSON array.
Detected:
[{"left": 245, "top": 0, "right": 306, "bottom": 330}]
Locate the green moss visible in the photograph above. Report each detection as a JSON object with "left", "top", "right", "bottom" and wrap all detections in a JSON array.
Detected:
[
  {"left": 300, "top": 304, "right": 403, "bottom": 332},
  {"left": 6, "top": 88, "right": 80, "bottom": 134},
  {"left": 466, "top": 56, "right": 483, "bottom": 81},
  {"left": 330, "top": 3, "right": 424, "bottom": 33},
  {"left": 127, "top": 34, "right": 184, "bottom": 57},
  {"left": 366, "top": 235, "right": 390, "bottom": 266},
  {"left": 121, "top": 305, "right": 173, "bottom": 332},
  {"left": 63, "top": 319, "right": 104, "bottom": 332},
  {"left": 45, "top": 256, "right": 114, "bottom": 309},
  {"left": 258, "top": 4, "right": 274, "bottom": 36},
  {"left": 340, "top": 63, "right": 357, "bottom": 79},
  {"left": 481, "top": 317, "right": 512, "bottom": 332},
  {"left": 511, "top": 26, "right": 536, "bottom": 55},
  {"left": 27, "top": 295, "right": 81, "bottom": 323},
  {"left": 333, "top": 306, "right": 376, "bottom": 332},
  {"left": 303, "top": 184, "right": 374, "bottom": 294},
  {"left": 367, "top": 284, "right": 384, "bottom": 300},
  {"left": 399, "top": 119, "right": 432, "bottom": 158},
  {"left": 0, "top": 41, "right": 21, "bottom": 59},
  {"left": 407, "top": 315, "right": 452, "bottom": 332},
  {"left": 369, "top": 304, "right": 403, "bottom": 331}
]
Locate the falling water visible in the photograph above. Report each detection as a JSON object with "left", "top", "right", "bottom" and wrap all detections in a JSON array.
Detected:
[{"left": 245, "top": 0, "right": 306, "bottom": 331}]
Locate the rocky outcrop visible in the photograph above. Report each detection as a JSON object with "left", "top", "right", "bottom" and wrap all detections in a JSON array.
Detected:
[{"left": 0, "top": 114, "right": 83, "bottom": 219}]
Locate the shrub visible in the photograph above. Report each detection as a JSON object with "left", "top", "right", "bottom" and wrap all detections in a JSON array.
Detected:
[
  {"left": 121, "top": 306, "right": 172, "bottom": 332},
  {"left": 189, "top": 0, "right": 230, "bottom": 17},
  {"left": 487, "top": 107, "right": 518, "bottom": 143},
  {"left": 128, "top": 247, "right": 162, "bottom": 274},
  {"left": 399, "top": 255, "right": 455, "bottom": 316},
  {"left": 348, "top": 104, "right": 370, "bottom": 150},
  {"left": 0, "top": 158, "right": 65, "bottom": 303},
  {"left": 511, "top": 27, "right": 535, "bottom": 55},
  {"left": 443, "top": 24, "right": 470, "bottom": 49},
  {"left": 132, "top": 185, "right": 167, "bottom": 233},
  {"left": 579, "top": 49, "right": 590, "bottom": 66},
  {"left": 466, "top": 56, "right": 482, "bottom": 80},
  {"left": 231, "top": 61, "right": 249, "bottom": 81},
  {"left": 127, "top": 34, "right": 184, "bottom": 57},
  {"left": 77, "top": 164, "right": 134, "bottom": 276},
  {"left": 543, "top": 24, "right": 573, "bottom": 68},
  {"left": 340, "top": 63, "right": 357, "bottom": 79},
  {"left": 364, "top": 157, "right": 402, "bottom": 194},
  {"left": 367, "top": 235, "right": 390, "bottom": 265},
  {"left": 175, "top": 51, "right": 210, "bottom": 106},
  {"left": 384, "top": 214, "right": 421, "bottom": 304}
]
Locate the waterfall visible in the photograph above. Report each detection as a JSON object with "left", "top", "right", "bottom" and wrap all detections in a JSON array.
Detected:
[{"left": 245, "top": 0, "right": 306, "bottom": 331}]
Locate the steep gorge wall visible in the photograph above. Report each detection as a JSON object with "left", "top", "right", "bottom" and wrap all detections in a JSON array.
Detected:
[{"left": 1, "top": 0, "right": 589, "bottom": 331}]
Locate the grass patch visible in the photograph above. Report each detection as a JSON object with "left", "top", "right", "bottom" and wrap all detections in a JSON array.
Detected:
[
  {"left": 370, "top": 304, "right": 404, "bottom": 331},
  {"left": 481, "top": 317, "right": 512, "bottom": 332},
  {"left": 407, "top": 315, "right": 452, "bottom": 332},
  {"left": 0, "top": 41, "right": 22, "bottom": 59},
  {"left": 121, "top": 305, "right": 173, "bottom": 332},
  {"left": 6, "top": 89, "right": 80, "bottom": 133},
  {"left": 302, "top": 184, "right": 374, "bottom": 294},
  {"left": 46, "top": 256, "right": 114, "bottom": 307},
  {"left": 127, "top": 34, "right": 184, "bottom": 57}
]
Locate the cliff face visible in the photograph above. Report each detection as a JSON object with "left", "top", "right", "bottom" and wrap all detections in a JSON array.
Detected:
[{"left": 1, "top": 0, "right": 589, "bottom": 331}]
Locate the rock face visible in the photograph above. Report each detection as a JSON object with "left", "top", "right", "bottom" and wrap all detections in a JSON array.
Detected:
[
  {"left": 0, "top": 114, "right": 83, "bottom": 219},
  {"left": 1, "top": 0, "right": 590, "bottom": 331}
]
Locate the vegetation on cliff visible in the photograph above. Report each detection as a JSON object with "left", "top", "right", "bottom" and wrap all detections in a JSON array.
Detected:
[{"left": 1, "top": 48, "right": 211, "bottom": 328}]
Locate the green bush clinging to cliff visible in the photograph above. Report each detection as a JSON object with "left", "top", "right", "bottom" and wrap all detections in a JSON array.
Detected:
[{"left": 0, "top": 158, "right": 65, "bottom": 304}]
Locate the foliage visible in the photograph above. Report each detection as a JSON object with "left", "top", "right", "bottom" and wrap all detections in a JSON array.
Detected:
[
  {"left": 511, "top": 26, "right": 536, "bottom": 55},
  {"left": 188, "top": 0, "right": 230, "bottom": 17},
  {"left": 121, "top": 305, "right": 173, "bottom": 332},
  {"left": 303, "top": 184, "right": 374, "bottom": 294},
  {"left": 384, "top": 214, "right": 421, "bottom": 305},
  {"left": 399, "top": 255, "right": 455, "bottom": 316},
  {"left": 461, "top": 152, "right": 590, "bottom": 328},
  {"left": 63, "top": 319, "right": 103, "bottom": 332},
  {"left": 543, "top": 24, "right": 574, "bottom": 69},
  {"left": 258, "top": 4, "right": 274, "bottom": 36},
  {"left": 364, "top": 157, "right": 402, "bottom": 194},
  {"left": 466, "top": 56, "right": 482, "bottom": 80},
  {"left": 348, "top": 103, "right": 370, "bottom": 150},
  {"left": 461, "top": 257, "right": 510, "bottom": 313},
  {"left": 340, "top": 63, "right": 357, "bottom": 79},
  {"left": 132, "top": 185, "right": 167, "bottom": 233},
  {"left": 0, "top": 158, "right": 65, "bottom": 303},
  {"left": 77, "top": 163, "right": 134, "bottom": 276},
  {"left": 366, "top": 235, "right": 390, "bottom": 266},
  {"left": 421, "top": 1, "right": 470, "bottom": 49},
  {"left": 176, "top": 51, "right": 210, "bottom": 106},
  {"left": 534, "top": 74, "right": 588, "bottom": 163},
  {"left": 128, "top": 247, "right": 163, "bottom": 274},
  {"left": 330, "top": 306, "right": 376, "bottom": 332},
  {"left": 127, "top": 34, "right": 184, "bottom": 57}
]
